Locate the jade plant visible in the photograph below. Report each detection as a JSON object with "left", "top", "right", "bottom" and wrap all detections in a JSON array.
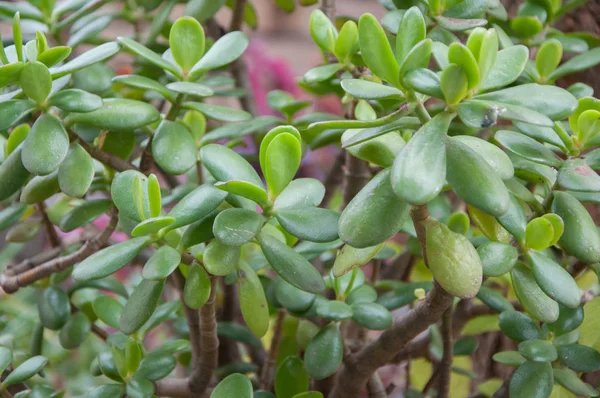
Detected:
[{"left": 1, "top": 0, "right": 600, "bottom": 397}]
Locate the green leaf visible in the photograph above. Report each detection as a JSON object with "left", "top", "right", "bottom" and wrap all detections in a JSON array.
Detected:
[
  {"left": 525, "top": 218, "right": 555, "bottom": 250},
  {"left": 396, "top": 6, "right": 426, "bottom": 66},
  {"left": 351, "top": 302, "right": 392, "bottom": 330},
  {"left": 441, "top": 64, "right": 468, "bottom": 104},
  {"left": 127, "top": 376, "right": 154, "bottom": 398},
  {"left": 403, "top": 68, "right": 443, "bottom": 98},
  {"left": 238, "top": 261, "right": 270, "bottom": 338},
  {"left": 166, "top": 185, "right": 226, "bottom": 230},
  {"left": 204, "top": 240, "right": 239, "bottom": 276},
  {"left": 493, "top": 351, "right": 527, "bottom": 366},
  {"left": 263, "top": 132, "right": 302, "bottom": 198},
  {"left": 340, "top": 79, "right": 404, "bottom": 100},
  {"left": 549, "top": 48, "right": 600, "bottom": 80},
  {"left": 20, "top": 171, "right": 59, "bottom": 204},
  {"left": 332, "top": 244, "right": 382, "bottom": 277},
  {"left": 258, "top": 233, "right": 325, "bottom": 293},
  {"left": 453, "top": 135, "right": 513, "bottom": 180},
  {"left": 19, "top": 61, "right": 51, "bottom": 105},
  {"left": 5, "top": 123, "right": 29, "bottom": 157},
  {"left": 184, "top": 102, "right": 251, "bottom": 122},
  {"left": 184, "top": 0, "right": 226, "bottom": 22},
  {"left": 316, "top": 300, "right": 353, "bottom": 321},
  {"left": 528, "top": 251, "right": 580, "bottom": 309},
  {"left": 552, "top": 191, "right": 600, "bottom": 264},
  {"left": 480, "top": 45, "right": 528, "bottom": 92},
  {"left": 136, "top": 352, "right": 176, "bottom": 380},
  {"left": 477, "top": 242, "right": 518, "bottom": 277},
  {"left": 399, "top": 39, "right": 433, "bottom": 76},
  {"left": 110, "top": 170, "right": 148, "bottom": 222},
  {"left": 120, "top": 279, "right": 165, "bottom": 335},
  {"left": 213, "top": 208, "right": 264, "bottom": 246},
  {"left": 579, "top": 298, "right": 600, "bottom": 351},
  {"left": 73, "top": 237, "right": 151, "bottom": 281},
  {"left": 0, "top": 100, "right": 34, "bottom": 132},
  {"left": 309, "top": 9, "right": 338, "bottom": 54},
  {"left": 38, "top": 286, "right": 70, "bottom": 330},
  {"left": 304, "top": 323, "right": 343, "bottom": 380},
  {"left": 275, "top": 356, "right": 309, "bottom": 398},
  {"left": 92, "top": 296, "right": 124, "bottom": 329},
  {"left": 210, "top": 373, "right": 253, "bottom": 398},
  {"left": 511, "top": 262, "right": 559, "bottom": 323},
  {"left": 117, "top": 36, "right": 181, "bottom": 78},
  {"left": 0, "top": 204, "right": 27, "bottom": 232},
  {"left": 334, "top": 20, "right": 358, "bottom": 62},
  {"left": 21, "top": 114, "right": 69, "bottom": 176},
  {"left": 2, "top": 356, "right": 48, "bottom": 386},
  {"left": 423, "top": 217, "right": 482, "bottom": 298},
  {"left": 391, "top": 113, "right": 453, "bottom": 205},
  {"left": 518, "top": 339, "right": 557, "bottom": 362},
  {"left": 448, "top": 43, "right": 480, "bottom": 89},
  {"left": 0, "top": 347, "right": 12, "bottom": 376},
  {"left": 477, "top": 286, "right": 514, "bottom": 313},
  {"left": 435, "top": 16, "right": 487, "bottom": 31},
  {"left": 184, "top": 264, "right": 211, "bottom": 309},
  {"left": 37, "top": 46, "right": 71, "bottom": 68},
  {"left": 557, "top": 344, "right": 600, "bottom": 373},
  {"left": 358, "top": 13, "right": 400, "bottom": 87},
  {"left": 446, "top": 137, "right": 510, "bottom": 217},
  {"left": 170, "top": 16, "right": 205, "bottom": 72},
  {"left": 143, "top": 246, "right": 181, "bottom": 280},
  {"left": 59, "top": 312, "right": 91, "bottom": 349},
  {"left": 276, "top": 279, "right": 316, "bottom": 313},
  {"left": 0, "top": 146, "right": 30, "bottom": 201},
  {"left": 189, "top": 31, "right": 249, "bottom": 79},
  {"left": 65, "top": 98, "right": 160, "bottom": 131},
  {"left": 165, "top": 81, "right": 213, "bottom": 97},
  {"left": 275, "top": 207, "right": 339, "bottom": 243},
  {"left": 553, "top": 368, "right": 599, "bottom": 397},
  {"left": 0, "top": 63, "right": 23, "bottom": 89},
  {"left": 443, "top": 0, "right": 489, "bottom": 18},
  {"left": 549, "top": 305, "right": 583, "bottom": 337},
  {"left": 343, "top": 127, "right": 406, "bottom": 168},
  {"left": 132, "top": 217, "right": 175, "bottom": 237},
  {"left": 340, "top": 169, "right": 410, "bottom": 248},
  {"left": 509, "top": 361, "right": 553, "bottom": 398},
  {"left": 88, "top": 384, "right": 125, "bottom": 398},
  {"left": 217, "top": 322, "right": 263, "bottom": 350},
  {"left": 50, "top": 42, "right": 120, "bottom": 78},
  {"left": 473, "top": 84, "right": 577, "bottom": 121},
  {"left": 201, "top": 144, "right": 262, "bottom": 187},
  {"left": 536, "top": 39, "right": 562, "bottom": 79},
  {"left": 304, "top": 63, "right": 345, "bottom": 84},
  {"left": 274, "top": 178, "right": 325, "bottom": 209},
  {"left": 112, "top": 74, "right": 174, "bottom": 101},
  {"left": 558, "top": 159, "right": 600, "bottom": 193},
  {"left": 215, "top": 180, "right": 268, "bottom": 207},
  {"left": 495, "top": 130, "right": 561, "bottom": 167},
  {"left": 58, "top": 143, "right": 94, "bottom": 197},
  {"left": 292, "top": 393, "right": 323, "bottom": 398},
  {"left": 47, "top": 89, "right": 103, "bottom": 113},
  {"left": 152, "top": 120, "right": 196, "bottom": 175}
]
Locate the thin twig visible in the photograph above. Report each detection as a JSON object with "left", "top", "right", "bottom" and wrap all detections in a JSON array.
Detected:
[
  {"left": 320, "top": 0, "right": 336, "bottom": 20},
  {"left": 230, "top": 0, "right": 247, "bottom": 31},
  {"left": 154, "top": 378, "right": 193, "bottom": 397},
  {"left": 0, "top": 210, "right": 118, "bottom": 294},
  {"left": 367, "top": 372, "right": 386, "bottom": 398},
  {"left": 68, "top": 131, "right": 137, "bottom": 172},
  {"left": 260, "top": 308, "right": 286, "bottom": 391},
  {"left": 139, "top": 138, "right": 154, "bottom": 175},
  {"left": 189, "top": 278, "right": 219, "bottom": 395},
  {"left": 5, "top": 247, "right": 62, "bottom": 276},
  {"left": 37, "top": 202, "right": 61, "bottom": 248},
  {"left": 438, "top": 306, "right": 454, "bottom": 398},
  {"left": 171, "top": 269, "right": 202, "bottom": 372}
]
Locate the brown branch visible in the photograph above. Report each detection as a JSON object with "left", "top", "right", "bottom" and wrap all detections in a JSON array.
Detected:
[
  {"left": 367, "top": 372, "right": 386, "bottom": 398},
  {"left": 5, "top": 247, "right": 62, "bottom": 276},
  {"left": 37, "top": 202, "right": 61, "bottom": 248},
  {"left": 260, "top": 308, "right": 286, "bottom": 391},
  {"left": 320, "top": 0, "right": 336, "bottom": 20},
  {"left": 218, "top": 282, "right": 241, "bottom": 366},
  {"left": 139, "top": 138, "right": 154, "bottom": 175},
  {"left": 322, "top": 149, "right": 345, "bottom": 206},
  {"left": 230, "top": 0, "right": 247, "bottom": 31},
  {"left": 189, "top": 278, "right": 219, "bottom": 394},
  {"left": 91, "top": 324, "right": 108, "bottom": 341},
  {"left": 0, "top": 210, "right": 118, "bottom": 294},
  {"left": 438, "top": 307, "right": 454, "bottom": 398},
  {"left": 68, "top": 131, "right": 137, "bottom": 172},
  {"left": 154, "top": 378, "right": 193, "bottom": 397},
  {"left": 171, "top": 269, "right": 202, "bottom": 373},
  {"left": 342, "top": 103, "right": 371, "bottom": 208}
]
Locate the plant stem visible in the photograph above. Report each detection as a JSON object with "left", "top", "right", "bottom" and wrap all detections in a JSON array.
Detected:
[
  {"left": 68, "top": 130, "right": 138, "bottom": 172},
  {"left": 367, "top": 372, "right": 386, "bottom": 398},
  {"left": 437, "top": 306, "right": 454, "bottom": 398},
  {"left": 321, "top": 0, "right": 336, "bottom": 20},
  {"left": 37, "top": 202, "right": 61, "bottom": 248},
  {"left": 260, "top": 308, "right": 286, "bottom": 391}
]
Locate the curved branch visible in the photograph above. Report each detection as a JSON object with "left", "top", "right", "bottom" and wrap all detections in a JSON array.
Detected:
[{"left": 68, "top": 131, "right": 138, "bottom": 172}]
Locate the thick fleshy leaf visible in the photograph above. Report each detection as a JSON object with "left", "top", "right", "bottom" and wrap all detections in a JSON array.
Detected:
[
  {"left": 558, "top": 159, "right": 600, "bottom": 192},
  {"left": 528, "top": 251, "right": 580, "bottom": 309},
  {"left": 166, "top": 81, "right": 213, "bottom": 97},
  {"left": 93, "top": 295, "right": 123, "bottom": 329},
  {"left": 38, "top": 287, "right": 70, "bottom": 330},
  {"left": 50, "top": 42, "right": 120, "bottom": 78},
  {"left": 276, "top": 279, "right": 316, "bottom": 313},
  {"left": 184, "top": 0, "right": 226, "bottom": 22},
  {"left": 2, "top": 356, "right": 48, "bottom": 386},
  {"left": 448, "top": 42, "right": 480, "bottom": 89},
  {"left": 170, "top": 16, "right": 205, "bottom": 71},
  {"left": 477, "top": 286, "right": 514, "bottom": 313},
  {"left": 211, "top": 373, "right": 253, "bottom": 398},
  {"left": 509, "top": 361, "right": 553, "bottom": 398},
  {"left": 334, "top": 20, "right": 358, "bottom": 62},
  {"left": 458, "top": 99, "right": 553, "bottom": 128},
  {"left": 351, "top": 302, "right": 392, "bottom": 330},
  {"left": 59, "top": 312, "right": 91, "bottom": 349},
  {"left": 358, "top": 13, "right": 400, "bottom": 87},
  {"left": 549, "top": 47, "right": 600, "bottom": 80},
  {"left": 65, "top": 98, "right": 160, "bottom": 131},
  {"left": 518, "top": 339, "right": 557, "bottom": 362},
  {"left": 304, "top": 323, "right": 343, "bottom": 380},
  {"left": 443, "top": 0, "right": 489, "bottom": 18},
  {"left": 183, "top": 264, "right": 211, "bottom": 309},
  {"left": 309, "top": 9, "right": 337, "bottom": 54},
  {"left": 37, "top": 46, "right": 71, "bottom": 68},
  {"left": 258, "top": 233, "right": 325, "bottom": 293},
  {"left": 111, "top": 170, "right": 149, "bottom": 222},
  {"left": 493, "top": 351, "right": 527, "bottom": 366},
  {"left": 275, "top": 356, "right": 309, "bottom": 398},
  {"left": 73, "top": 237, "right": 151, "bottom": 281},
  {"left": 332, "top": 244, "right": 382, "bottom": 277},
  {"left": 20, "top": 61, "right": 51, "bottom": 104},
  {"left": 213, "top": 208, "right": 264, "bottom": 246},
  {"left": 304, "top": 63, "right": 345, "bottom": 83},
  {"left": 274, "top": 178, "right": 325, "bottom": 209},
  {"left": 446, "top": 137, "right": 510, "bottom": 217},
  {"left": 189, "top": 31, "right": 249, "bottom": 79},
  {"left": 238, "top": 261, "right": 270, "bottom": 338},
  {"left": 553, "top": 368, "right": 599, "bottom": 397},
  {"left": 136, "top": 352, "right": 176, "bottom": 380},
  {"left": 396, "top": 6, "right": 426, "bottom": 65},
  {"left": 552, "top": 191, "right": 600, "bottom": 264},
  {"left": 436, "top": 16, "right": 487, "bottom": 31},
  {"left": 142, "top": 246, "right": 181, "bottom": 280},
  {"left": 22, "top": 114, "right": 69, "bottom": 175},
  {"left": 391, "top": 113, "right": 452, "bottom": 204},
  {"left": 20, "top": 171, "right": 59, "bottom": 204},
  {"left": 152, "top": 120, "right": 196, "bottom": 175},
  {"left": 117, "top": 36, "right": 181, "bottom": 77},
  {"left": 200, "top": 144, "right": 262, "bottom": 186},
  {"left": 511, "top": 262, "right": 559, "bottom": 323},
  {"left": 403, "top": 68, "right": 443, "bottom": 98},
  {"left": 215, "top": 180, "right": 268, "bottom": 207},
  {"left": 499, "top": 310, "right": 542, "bottom": 341},
  {"left": 557, "top": 344, "right": 600, "bottom": 373},
  {"left": 495, "top": 130, "right": 561, "bottom": 167},
  {"left": 480, "top": 45, "right": 529, "bottom": 91},
  {"left": 400, "top": 39, "right": 433, "bottom": 76},
  {"left": 276, "top": 207, "right": 339, "bottom": 243},
  {"left": 441, "top": 64, "right": 468, "bottom": 105},
  {"left": 112, "top": 74, "right": 174, "bottom": 101},
  {"left": 340, "top": 79, "right": 404, "bottom": 100},
  {"left": 263, "top": 132, "right": 302, "bottom": 197},
  {"left": 550, "top": 305, "right": 584, "bottom": 337},
  {"left": 58, "top": 143, "right": 94, "bottom": 197},
  {"left": 453, "top": 135, "right": 514, "bottom": 180},
  {"left": 203, "top": 240, "right": 239, "bottom": 276},
  {"left": 423, "top": 217, "right": 482, "bottom": 298},
  {"left": 0, "top": 204, "right": 27, "bottom": 232},
  {"left": 340, "top": 169, "right": 410, "bottom": 248},
  {"left": 474, "top": 84, "right": 578, "bottom": 121},
  {"left": 166, "top": 184, "right": 227, "bottom": 229},
  {"left": 0, "top": 147, "right": 30, "bottom": 201},
  {"left": 0, "top": 347, "right": 11, "bottom": 376},
  {"left": 120, "top": 279, "right": 165, "bottom": 335},
  {"left": 525, "top": 217, "right": 554, "bottom": 250},
  {"left": 0, "top": 62, "right": 24, "bottom": 89},
  {"left": 477, "top": 242, "right": 518, "bottom": 277},
  {"left": 48, "top": 89, "right": 103, "bottom": 113}
]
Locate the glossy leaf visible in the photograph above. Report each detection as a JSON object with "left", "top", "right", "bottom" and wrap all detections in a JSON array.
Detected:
[
  {"left": 332, "top": 244, "right": 382, "bottom": 277},
  {"left": 2, "top": 356, "right": 48, "bottom": 386},
  {"left": 274, "top": 178, "right": 325, "bottom": 209},
  {"left": 340, "top": 79, "right": 404, "bottom": 100},
  {"left": 184, "top": 264, "right": 211, "bottom": 309},
  {"left": 276, "top": 207, "right": 339, "bottom": 243},
  {"left": 189, "top": 31, "right": 249, "bottom": 78},
  {"left": 525, "top": 217, "right": 555, "bottom": 250},
  {"left": 20, "top": 171, "right": 59, "bottom": 204},
  {"left": 120, "top": 279, "right": 165, "bottom": 335},
  {"left": 211, "top": 373, "right": 253, "bottom": 398},
  {"left": 200, "top": 144, "right": 262, "bottom": 187},
  {"left": 553, "top": 368, "right": 599, "bottom": 397},
  {"left": 143, "top": 246, "right": 181, "bottom": 280},
  {"left": 19, "top": 61, "right": 51, "bottom": 104},
  {"left": 152, "top": 120, "right": 196, "bottom": 175},
  {"left": 511, "top": 263, "right": 559, "bottom": 323},
  {"left": 238, "top": 261, "right": 269, "bottom": 338},
  {"left": 549, "top": 47, "right": 600, "bottom": 80},
  {"left": 22, "top": 114, "right": 69, "bottom": 175},
  {"left": 65, "top": 98, "right": 160, "bottom": 131},
  {"left": 358, "top": 13, "right": 400, "bottom": 87},
  {"left": 477, "top": 242, "right": 518, "bottom": 277},
  {"left": 304, "top": 323, "right": 343, "bottom": 380},
  {"left": 38, "top": 287, "right": 70, "bottom": 330},
  {"left": 557, "top": 344, "right": 600, "bottom": 373},
  {"left": 166, "top": 184, "right": 227, "bottom": 229},
  {"left": 351, "top": 302, "right": 392, "bottom": 330},
  {"left": 118, "top": 36, "right": 181, "bottom": 77},
  {"left": 518, "top": 339, "right": 557, "bottom": 362},
  {"left": 48, "top": 88, "right": 103, "bottom": 113},
  {"left": 215, "top": 180, "right": 269, "bottom": 207},
  {"left": 59, "top": 312, "right": 91, "bottom": 349},
  {"left": 509, "top": 361, "right": 553, "bottom": 398},
  {"left": 214, "top": 208, "right": 264, "bottom": 246},
  {"left": 441, "top": 64, "right": 468, "bottom": 104},
  {"left": 316, "top": 300, "right": 353, "bottom": 321},
  {"left": 169, "top": 16, "right": 205, "bottom": 71},
  {"left": 275, "top": 356, "right": 309, "bottom": 398},
  {"left": 58, "top": 143, "right": 94, "bottom": 197},
  {"left": 93, "top": 295, "right": 123, "bottom": 329},
  {"left": 309, "top": 9, "right": 337, "bottom": 53},
  {"left": 203, "top": 240, "right": 240, "bottom": 276},
  {"left": 0, "top": 147, "right": 30, "bottom": 201},
  {"left": 528, "top": 251, "right": 580, "bottom": 309},
  {"left": 495, "top": 130, "right": 561, "bottom": 167},
  {"left": 453, "top": 135, "right": 514, "bottom": 180},
  {"left": 263, "top": 132, "right": 302, "bottom": 197},
  {"left": 396, "top": 7, "right": 426, "bottom": 66},
  {"left": 480, "top": 45, "right": 529, "bottom": 91},
  {"left": 50, "top": 42, "right": 120, "bottom": 78},
  {"left": 276, "top": 279, "right": 316, "bottom": 313}
]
